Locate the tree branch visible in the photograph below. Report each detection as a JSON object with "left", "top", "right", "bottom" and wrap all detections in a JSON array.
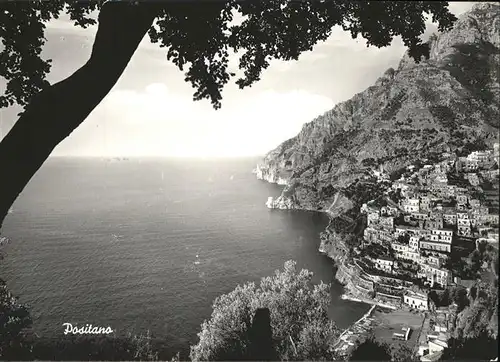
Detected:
[{"left": 0, "top": 1, "right": 159, "bottom": 228}]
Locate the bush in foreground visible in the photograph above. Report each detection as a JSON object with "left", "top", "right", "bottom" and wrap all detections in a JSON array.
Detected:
[{"left": 190, "top": 260, "right": 339, "bottom": 361}]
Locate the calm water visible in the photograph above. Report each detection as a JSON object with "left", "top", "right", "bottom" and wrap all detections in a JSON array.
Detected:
[{"left": 0, "top": 157, "right": 369, "bottom": 357}]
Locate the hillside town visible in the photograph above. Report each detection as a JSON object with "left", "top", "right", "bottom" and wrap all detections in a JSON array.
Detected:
[{"left": 333, "top": 143, "right": 499, "bottom": 361}]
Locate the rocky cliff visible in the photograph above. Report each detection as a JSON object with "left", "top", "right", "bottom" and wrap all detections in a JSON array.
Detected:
[{"left": 257, "top": 2, "right": 500, "bottom": 212}]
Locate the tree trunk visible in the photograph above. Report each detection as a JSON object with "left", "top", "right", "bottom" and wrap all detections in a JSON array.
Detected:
[{"left": 0, "top": 2, "right": 159, "bottom": 229}]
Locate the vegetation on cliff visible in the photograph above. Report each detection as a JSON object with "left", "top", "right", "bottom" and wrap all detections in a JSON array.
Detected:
[
  {"left": 190, "top": 261, "right": 339, "bottom": 361},
  {"left": 349, "top": 336, "right": 419, "bottom": 361},
  {"left": 319, "top": 178, "right": 388, "bottom": 263},
  {"left": 452, "top": 279, "right": 499, "bottom": 340},
  {"left": 0, "top": 278, "right": 32, "bottom": 359},
  {"left": 440, "top": 330, "right": 498, "bottom": 361}
]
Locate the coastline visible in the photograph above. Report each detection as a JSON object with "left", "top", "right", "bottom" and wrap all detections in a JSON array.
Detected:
[
  {"left": 259, "top": 173, "right": 377, "bottom": 308},
  {"left": 258, "top": 167, "right": 405, "bottom": 355}
]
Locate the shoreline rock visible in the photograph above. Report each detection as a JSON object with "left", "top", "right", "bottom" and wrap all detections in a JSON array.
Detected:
[
  {"left": 265, "top": 195, "right": 299, "bottom": 210},
  {"left": 254, "top": 164, "right": 289, "bottom": 186}
]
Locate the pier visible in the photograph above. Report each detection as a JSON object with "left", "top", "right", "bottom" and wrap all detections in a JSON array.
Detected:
[{"left": 332, "top": 304, "right": 377, "bottom": 355}]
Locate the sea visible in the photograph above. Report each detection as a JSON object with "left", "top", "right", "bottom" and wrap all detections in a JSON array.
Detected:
[{"left": 0, "top": 157, "right": 369, "bottom": 358}]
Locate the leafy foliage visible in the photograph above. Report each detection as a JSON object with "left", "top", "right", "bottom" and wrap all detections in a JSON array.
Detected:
[
  {"left": 391, "top": 343, "right": 418, "bottom": 362},
  {"left": 0, "top": 1, "right": 457, "bottom": 109},
  {"left": 349, "top": 336, "right": 391, "bottom": 361},
  {"left": 440, "top": 330, "right": 498, "bottom": 361},
  {"left": 397, "top": 233, "right": 410, "bottom": 244},
  {"left": 342, "top": 177, "right": 387, "bottom": 208},
  {"left": 0, "top": 1, "right": 103, "bottom": 108},
  {"left": 429, "top": 286, "right": 471, "bottom": 312},
  {"left": 0, "top": 278, "right": 33, "bottom": 360},
  {"left": 319, "top": 184, "right": 338, "bottom": 199},
  {"left": 452, "top": 279, "right": 499, "bottom": 340},
  {"left": 349, "top": 336, "right": 418, "bottom": 361},
  {"left": 190, "top": 260, "right": 339, "bottom": 361}
]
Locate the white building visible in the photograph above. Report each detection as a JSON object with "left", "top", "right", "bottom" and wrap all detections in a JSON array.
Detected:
[
  {"left": 469, "top": 198, "right": 481, "bottom": 209},
  {"left": 425, "top": 217, "right": 444, "bottom": 230},
  {"left": 367, "top": 212, "right": 380, "bottom": 226},
  {"left": 428, "top": 339, "right": 448, "bottom": 354},
  {"left": 409, "top": 236, "right": 420, "bottom": 251},
  {"left": 418, "top": 264, "right": 451, "bottom": 287},
  {"left": 426, "top": 255, "right": 444, "bottom": 268},
  {"left": 379, "top": 216, "right": 394, "bottom": 229},
  {"left": 381, "top": 205, "right": 399, "bottom": 217},
  {"left": 457, "top": 212, "right": 471, "bottom": 236},
  {"left": 403, "top": 198, "right": 420, "bottom": 213},
  {"left": 494, "top": 143, "right": 499, "bottom": 165},
  {"left": 375, "top": 256, "right": 394, "bottom": 273},
  {"left": 412, "top": 212, "right": 430, "bottom": 221},
  {"left": 442, "top": 212, "right": 457, "bottom": 225},
  {"left": 467, "top": 173, "right": 480, "bottom": 187},
  {"left": 456, "top": 194, "right": 468, "bottom": 205},
  {"left": 457, "top": 221, "right": 472, "bottom": 236},
  {"left": 429, "top": 229, "right": 453, "bottom": 244},
  {"left": 420, "top": 196, "right": 432, "bottom": 211},
  {"left": 392, "top": 242, "right": 410, "bottom": 254},
  {"left": 419, "top": 240, "right": 452, "bottom": 253},
  {"left": 395, "top": 225, "right": 420, "bottom": 236},
  {"left": 403, "top": 291, "right": 429, "bottom": 311},
  {"left": 468, "top": 150, "right": 493, "bottom": 169}
]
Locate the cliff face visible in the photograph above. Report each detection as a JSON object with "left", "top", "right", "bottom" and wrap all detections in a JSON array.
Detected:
[
  {"left": 319, "top": 227, "right": 350, "bottom": 265},
  {"left": 257, "top": 3, "right": 500, "bottom": 211},
  {"left": 451, "top": 280, "right": 499, "bottom": 340}
]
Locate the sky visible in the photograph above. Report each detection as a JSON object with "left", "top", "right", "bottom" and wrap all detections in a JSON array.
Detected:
[{"left": 0, "top": 2, "right": 475, "bottom": 158}]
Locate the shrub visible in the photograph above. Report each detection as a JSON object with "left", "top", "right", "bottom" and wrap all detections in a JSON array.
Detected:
[{"left": 190, "top": 261, "right": 339, "bottom": 361}]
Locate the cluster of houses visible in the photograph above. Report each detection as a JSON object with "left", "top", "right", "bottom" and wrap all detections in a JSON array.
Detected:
[{"left": 350, "top": 144, "right": 499, "bottom": 311}]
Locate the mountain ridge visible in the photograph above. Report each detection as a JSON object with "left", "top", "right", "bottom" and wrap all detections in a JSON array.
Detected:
[{"left": 256, "top": 2, "right": 500, "bottom": 212}]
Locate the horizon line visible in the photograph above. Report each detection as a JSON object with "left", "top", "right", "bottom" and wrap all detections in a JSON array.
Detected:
[{"left": 48, "top": 154, "right": 266, "bottom": 159}]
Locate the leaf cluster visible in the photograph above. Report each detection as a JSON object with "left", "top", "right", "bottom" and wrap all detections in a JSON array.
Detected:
[
  {"left": 189, "top": 260, "right": 339, "bottom": 361},
  {"left": 0, "top": 1, "right": 457, "bottom": 109}
]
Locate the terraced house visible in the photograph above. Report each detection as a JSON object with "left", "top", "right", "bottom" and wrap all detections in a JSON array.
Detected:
[
  {"left": 403, "top": 290, "right": 429, "bottom": 311},
  {"left": 418, "top": 264, "right": 451, "bottom": 287}
]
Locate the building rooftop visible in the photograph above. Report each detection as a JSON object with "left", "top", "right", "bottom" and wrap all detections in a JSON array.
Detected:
[
  {"left": 404, "top": 290, "right": 427, "bottom": 299},
  {"left": 421, "top": 351, "right": 443, "bottom": 362},
  {"left": 376, "top": 255, "right": 394, "bottom": 262},
  {"left": 429, "top": 339, "right": 448, "bottom": 349},
  {"left": 420, "top": 239, "right": 452, "bottom": 245},
  {"left": 431, "top": 228, "right": 453, "bottom": 233}
]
